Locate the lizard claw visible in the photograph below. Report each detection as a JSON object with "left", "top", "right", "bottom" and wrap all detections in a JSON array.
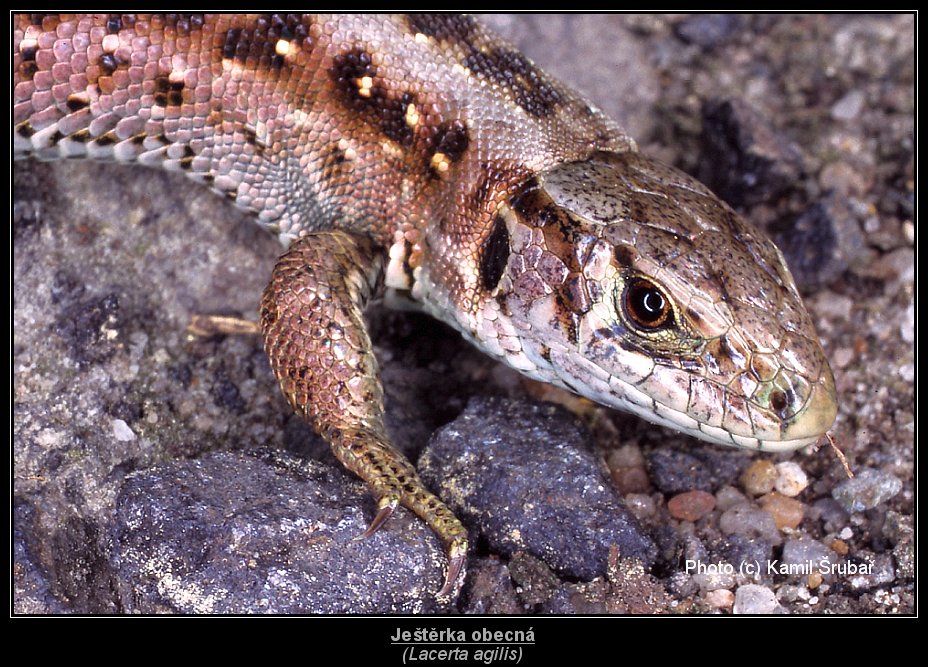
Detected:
[
  {"left": 437, "top": 537, "right": 468, "bottom": 599},
  {"left": 360, "top": 498, "right": 397, "bottom": 539}
]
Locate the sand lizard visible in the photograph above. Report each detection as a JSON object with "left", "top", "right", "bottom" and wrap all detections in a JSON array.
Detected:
[{"left": 13, "top": 13, "right": 837, "bottom": 596}]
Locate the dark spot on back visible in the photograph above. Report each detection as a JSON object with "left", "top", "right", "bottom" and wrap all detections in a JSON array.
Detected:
[
  {"left": 19, "top": 61, "right": 38, "bottom": 80},
  {"left": 432, "top": 120, "right": 470, "bottom": 163},
  {"left": 106, "top": 16, "right": 121, "bottom": 33},
  {"left": 66, "top": 96, "right": 89, "bottom": 112},
  {"left": 329, "top": 47, "right": 417, "bottom": 146},
  {"left": 406, "top": 14, "right": 478, "bottom": 44},
  {"left": 16, "top": 123, "right": 35, "bottom": 139},
  {"left": 465, "top": 47, "right": 562, "bottom": 117},
  {"left": 70, "top": 129, "right": 90, "bottom": 143},
  {"left": 223, "top": 28, "right": 243, "bottom": 60},
  {"left": 99, "top": 53, "right": 118, "bottom": 75},
  {"left": 21, "top": 45, "right": 37, "bottom": 62},
  {"left": 480, "top": 215, "right": 511, "bottom": 293}
]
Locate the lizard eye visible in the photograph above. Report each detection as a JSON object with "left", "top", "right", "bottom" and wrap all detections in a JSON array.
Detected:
[{"left": 622, "top": 278, "right": 674, "bottom": 331}]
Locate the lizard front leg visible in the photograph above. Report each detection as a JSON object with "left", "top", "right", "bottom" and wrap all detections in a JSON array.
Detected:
[{"left": 260, "top": 231, "right": 467, "bottom": 597}]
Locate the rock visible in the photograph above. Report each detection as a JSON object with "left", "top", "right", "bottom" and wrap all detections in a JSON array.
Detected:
[
  {"left": 846, "top": 553, "right": 896, "bottom": 592},
  {"left": 832, "top": 468, "right": 903, "bottom": 513},
  {"left": 719, "top": 503, "right": 782, "bottom": 545},
  {"left": 419, "top": 397, "right": 656, "bottom": 581},
  {"left": 759, "top": 492, "right": 805, "bottom": 529},
  {"left": 674, "top": 14, "right": 744, "bottom": 49},
  {"left": 774, "top": 461, "right": 809, "bottom": 497},
  {"left": 883, "top": 511, "right": 914, "bottom": 580},
  {"left": 700, "top": 98, "right": 806, "bottom": 207},
  {"left": 647, "top": 449, "right": 712, "bottom": 493},
  {"left": 705, "top": 588, "right": 734, "bottom": 609},
  {"left": 741, "top": 459, "right": 777, "bottom": 496},
  {"left": 646, "top": 446, "right": 748, "bottom": 496},
  {"left": 831, "top": 89, "right": 866, "bottom": 120},
  {"left": 667, "top": 490, "right": 716, "bottom": 522},
  {"left": 624, "top": 493, "right": 657, "bottom": 521},
  {"left": 459, "top": 558, "right": 523, "bottom": 615},
  {"left": 722, "top": 534, "right": 774, "bottom": 571},
  {"left": 111, "top": 450, "right": 449, "bottom": 613},
  {"left": 610, "top": 466, "right": 651, "bottom": 494},
  {"left": 771, "top": 192, "right": 867, "bottom": 288},
  {"left": 780, "top": 537, "right": 835, "bottom": 580},
  {"left": 810, "top": 497, "right": 850, "bottom": 533},
  {"left": 733, "top": 584, "right": 784, "bottom": 614},
  {"left": 715, "top": 485, "right": 749, "bottom": 511}
]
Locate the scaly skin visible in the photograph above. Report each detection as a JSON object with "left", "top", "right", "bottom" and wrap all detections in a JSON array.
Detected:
[{"left": 13, "top": 14, "right": 837, "bottom": 596}]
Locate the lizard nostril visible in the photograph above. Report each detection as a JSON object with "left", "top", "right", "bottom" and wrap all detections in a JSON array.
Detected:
[{"left": 770, "top": 389, "right": 790, "bottom": 418}]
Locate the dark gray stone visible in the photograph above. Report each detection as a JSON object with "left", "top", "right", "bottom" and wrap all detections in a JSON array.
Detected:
[
  {"left": 110, "top": 450, "right": 448, "bottom": 613},
  {"left": 419, "top": 397, "right": 656, "bottom": 581},
  {"left": 700, "top": 98, "right": 807, "bottom": 207},
  {"left": 832, "top": 468, "right": 903, "bottom": 513},
  {"left": 674, "top": 14, "right": 744, "bottom": 49}
]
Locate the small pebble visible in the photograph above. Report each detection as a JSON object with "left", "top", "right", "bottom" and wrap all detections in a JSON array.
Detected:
[
  {"left": 759, "top": 492, "right": 805, "bottom": 530},
  {"left": 606, "top": 444, "right": 645, "bottom": 469},
  {"left": 112, "top": 419, "right": 137, "bottom": 442},
  {"left": 831, "top": 89, "right": 866, "bottom": 120},
  {"left": 830, "top": 538, "right": 849, "bottom": 556},
  {"left": 807, "top": 571, "right": 823, "bottom": 589},
  {"left": 715, "top": 485, "right": 748, "bottom": 511},
  {"left": 733, "top": 584, "right": 782, "bottom": 615},
  {"left": 774, "top": 461, "right": 809, "bottom": 497},
  {"left": 624, "top": 493, "right": 656, "bottom": 521},
  {"left": 832, "top": 468, "right": 903, "bottom": 513},
  {"left": 811, "top": 498, "right": 850, "bottom": 533},
  {"left": 782, "top": 537, "right": 834, "bottom": 576},
  {"left": 667, "top": 490, "right": 716, "bottom": 522},
  {"left": 741, "top": 460, "right": 777, "bottom": 496},
  {"left": 611, "top": 466, "right": 651, "bottom": 494},
  {"left": 831, "top": 347, "right": 855, "bottom": 369},
  {"left": 719, "top": 503, "right": 782, "bottom": 545},
  {"left": 704, "top": 588, "right": 734, "bottom": 610},
  {"left": 900, "top": 303, "right": 914, "bottom": 344}
]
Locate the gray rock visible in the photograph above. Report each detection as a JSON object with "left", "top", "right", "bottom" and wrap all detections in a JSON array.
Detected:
[
  {"left": 719, "top": 503, "right": 783, "bottom": 546},
  {"left": 646, "top": 446, "right": 749, "bottom": 495},
  {"left": 845, "top": 553, "right": 896, "bottom": 592},
  {"left": 772, "top": 192, "right": 866, "bottom": 288},
  {"left": 884, "top": 511, "right": 914, "bottom": 580},
  {"left": 700, "top": 98, "right": 806, "bottom": 207},
  {"left": 110, "top": 450, "right": 448, "bottom": 613},
  {"left": 721, "top": 534, "right": 775, "bottom": 572},
  {"left": 832, "top": 468, "right": 903, "bottom": 513},
  {"left": 674, "top": 14, "right": 744, "bottom": 49},
  {"left": 733, "top": 584, "right": 785, "bottom": 614},
  {"left": 780, "top": 537, "right": 835, "bottom": 580},
  {"left": 419, "top": 397, "right": 656, "bottom": 581}
]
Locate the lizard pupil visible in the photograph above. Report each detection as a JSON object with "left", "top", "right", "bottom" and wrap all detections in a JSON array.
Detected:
[{"left": 624, "top": 278, "right": 672, "bottom": 330}]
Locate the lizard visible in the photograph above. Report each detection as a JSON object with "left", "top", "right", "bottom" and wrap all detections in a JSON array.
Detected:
[{"left": 13, "top": 13, "right": 838, "bottom": 597}]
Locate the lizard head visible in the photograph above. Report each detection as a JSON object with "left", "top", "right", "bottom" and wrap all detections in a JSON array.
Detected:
[{"left": 473, "top": 151, "right": 836, "bottom": 451}]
